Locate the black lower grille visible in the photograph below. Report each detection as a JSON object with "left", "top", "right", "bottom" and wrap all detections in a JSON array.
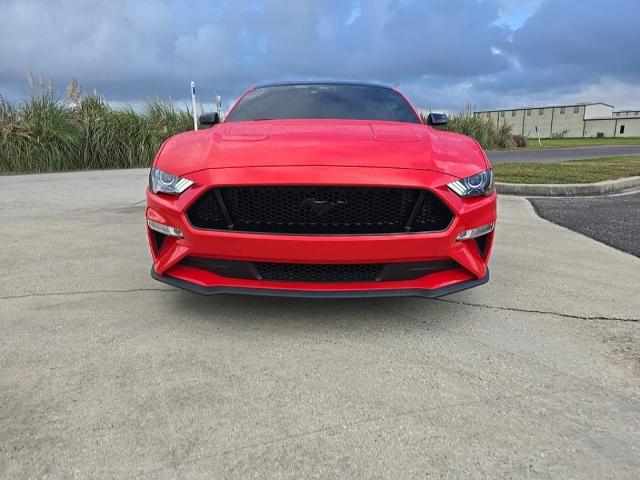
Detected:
[
  {"left": 187, "top": 186, "right": 453, "bottom": 234},
  {"left": 255, "top": 262, "right": 384, "bottom": 282},
  {"left": 179, "top": 257, "right": 459, "bottom": 283}
]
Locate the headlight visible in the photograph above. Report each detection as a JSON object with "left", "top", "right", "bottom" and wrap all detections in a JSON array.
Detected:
[
  {"left": 448, "top": 169, "right": 494, "bottom": 197},
  {"left": 149, "top": 167, "right": 194, "bottom": 195}
]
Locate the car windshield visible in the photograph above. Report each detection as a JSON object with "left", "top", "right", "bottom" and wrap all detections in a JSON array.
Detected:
[{"left": 225, "top": 84, "right": 421, "bottom": 124}]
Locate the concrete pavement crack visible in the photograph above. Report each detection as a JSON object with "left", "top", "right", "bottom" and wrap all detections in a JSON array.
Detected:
[
  {"left": 2, "top": 288, "right": 638, "bottom": 324},
  {"left": 0, "top": 287, "right": 175, "bottom": 300},
  {"left": 435, "top": 298, "right": 639, "bottom": 323}
]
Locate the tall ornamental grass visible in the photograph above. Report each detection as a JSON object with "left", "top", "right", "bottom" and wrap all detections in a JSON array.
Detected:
[
  {"left": 422, "top": 113, "right": 526, "bottom": 150},
  {"left": 0, "top": 84, "right": 193, "bottom": 173}
]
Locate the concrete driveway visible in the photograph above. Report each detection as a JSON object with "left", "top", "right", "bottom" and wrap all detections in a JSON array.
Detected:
[
  {"left": 1, "top": 170, "right": 639, "bottom": 479},
  {"left": 488, "top": 145, "right": 640, "bottom": 163}
]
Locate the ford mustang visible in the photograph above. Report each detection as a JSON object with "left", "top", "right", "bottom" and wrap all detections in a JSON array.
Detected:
[{"left": 146, "top": 82, "right": 496, "bottom": 298}]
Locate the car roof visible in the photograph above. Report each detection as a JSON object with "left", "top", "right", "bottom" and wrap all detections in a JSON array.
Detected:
[{"left": 254, "top": 81, "right": 396, "bottom": 90}]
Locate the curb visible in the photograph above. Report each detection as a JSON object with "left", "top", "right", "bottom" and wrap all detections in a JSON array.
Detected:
[{"left": 496, "top": 176, "right": 640, "bottom": 196}]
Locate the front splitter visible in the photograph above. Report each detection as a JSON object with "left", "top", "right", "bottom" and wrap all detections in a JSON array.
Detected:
[{"left": 151, "top": 268, "right": 489, "bottom": 299}]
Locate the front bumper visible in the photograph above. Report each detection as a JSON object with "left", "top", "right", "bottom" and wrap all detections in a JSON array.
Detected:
[
  {"left": 151, "top": 267, "right": 489, "bottom": 298},
  {"left": 146, "top": 166, "right": 496, "bottom": 298}
]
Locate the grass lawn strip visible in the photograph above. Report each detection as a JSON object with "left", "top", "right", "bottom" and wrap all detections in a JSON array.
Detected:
[
  {"left": 493, "top": 155, "right": 640, "bottom": 184},
  {"left": 512, "top": 137, "right": 640, "bottom": 150}
]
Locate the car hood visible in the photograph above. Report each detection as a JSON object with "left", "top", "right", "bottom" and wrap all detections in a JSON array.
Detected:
[{"left": 155, "top": 120, "right": 489, "bottom": 179}]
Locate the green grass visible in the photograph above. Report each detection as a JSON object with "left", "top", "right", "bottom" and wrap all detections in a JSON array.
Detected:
[
  {"left": 514, "top": 137, "right": 640, "bottom": 150},
  {"left": 0, "top": 88, "right": 193, "bottom": 174},
  {"left": 494, "top": 155, "right": 640, "bottom": 184}
]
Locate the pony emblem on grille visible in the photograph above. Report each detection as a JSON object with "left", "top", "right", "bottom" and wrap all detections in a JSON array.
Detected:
[{"left": 299, "top": 198, "right": 346, "bottom": 216}]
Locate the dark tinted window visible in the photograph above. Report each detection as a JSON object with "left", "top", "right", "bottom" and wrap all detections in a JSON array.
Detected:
[{"left": 226, "top": 84, "right": 421, "bottom": 123}]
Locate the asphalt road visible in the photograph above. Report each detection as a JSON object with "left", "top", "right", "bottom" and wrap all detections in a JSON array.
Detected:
[
  {"left": 1, "top": 170, "right": 640, "bottom": 479},
  {"left": 487, "top": 145, "right": 640, "bottom": 163},
  {"left": 529, "top": 191, "right": 640, "bottom": 257}
]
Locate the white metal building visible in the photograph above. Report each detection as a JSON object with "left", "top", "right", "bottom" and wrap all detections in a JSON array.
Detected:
[
  {"left": 614, "top": 110, "right": 640, "bottom": 118},
  {"left": 474, "top": 103, "right": 640, "bottom": 138}
]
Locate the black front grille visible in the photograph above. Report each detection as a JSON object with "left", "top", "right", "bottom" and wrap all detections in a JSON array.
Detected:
[
  {"left": 187, "top": 190, "right": 228, "bottom": 229},
  {"left": 255, "top": 262, "right": 384, "bottom": 282},
  {"left": 187, "top": 186, "right": 453, "bottom": 234}
]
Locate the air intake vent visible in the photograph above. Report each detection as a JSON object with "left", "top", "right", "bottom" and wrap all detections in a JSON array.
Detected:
[{"left": 255, "top": 262, "right": 384, "bottom": 282}]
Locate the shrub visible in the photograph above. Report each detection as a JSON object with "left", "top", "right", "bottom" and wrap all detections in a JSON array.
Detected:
[
  {"left": 512, "top": 134, "right": 528, "bottom": 148},
  {"left": 420, "top": 113, "right": 523, "bottom": 150},
  {"left": 495, "top": 123, "right": 515, "bottom": 149},
  {"left": 0, "top": 82, "right": 193, "bottom": 173}
]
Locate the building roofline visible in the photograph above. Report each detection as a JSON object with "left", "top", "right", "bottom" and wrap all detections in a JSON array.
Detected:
[
  {"left": 584, "top": 116, "right": 640, "bottom": 121},
  {"left": 613, "top": 109, "right": 640, "bottom": 112},
  {"left": 475, "top": 102, "right": 614, "bottom": 113}
]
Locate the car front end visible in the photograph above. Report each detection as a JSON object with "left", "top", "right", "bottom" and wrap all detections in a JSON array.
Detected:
[
  {"left": 147, "top": 162, "right": 495, "bottom": 299},
  {"left": 146, "top": 83, "right": 496, "bottom": 298}
]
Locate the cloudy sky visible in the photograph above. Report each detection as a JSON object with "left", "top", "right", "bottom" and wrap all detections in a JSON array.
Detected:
[{"left": 1, "top": 0, "right": 638, "bottom": 111}]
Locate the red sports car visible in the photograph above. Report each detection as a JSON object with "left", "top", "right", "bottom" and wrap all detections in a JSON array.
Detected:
[{"left": 146, "top": 82, "right": 496, "bottom": 298}]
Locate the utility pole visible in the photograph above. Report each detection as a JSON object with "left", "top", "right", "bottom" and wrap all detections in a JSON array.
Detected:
[{"left": 190, "top": 81, "right": 198, "bottom": 131}]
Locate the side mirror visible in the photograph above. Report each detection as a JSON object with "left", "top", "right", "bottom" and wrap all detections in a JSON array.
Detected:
[
  {"left": 199, "top": 112, "right": 220, "bottom": 126},
  {"left": 426, "top": 113, "right": 448, "bottom": 126}
]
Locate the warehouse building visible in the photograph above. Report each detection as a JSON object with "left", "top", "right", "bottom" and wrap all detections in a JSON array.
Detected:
[
  {"left": 614, "top": 110, "right": 640, "bottom": 118},
  {"left": 474, "top": 103, "right": 640, "bottom": 138}
]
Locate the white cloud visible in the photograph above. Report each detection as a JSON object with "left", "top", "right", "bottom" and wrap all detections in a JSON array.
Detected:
[{"left": 0, "top": 0, "right": 638, "bottom": 111}]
